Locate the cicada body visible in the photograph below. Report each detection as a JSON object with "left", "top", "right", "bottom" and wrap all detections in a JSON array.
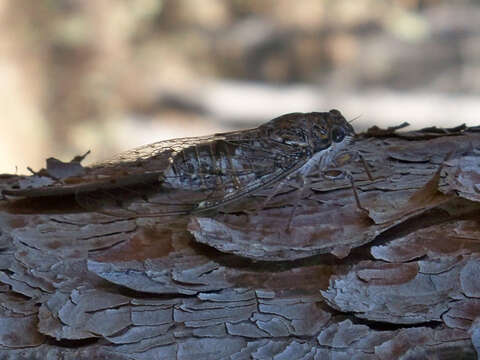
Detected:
[{"left": 3, "top": 110, "right": 355, "bottom": 217}]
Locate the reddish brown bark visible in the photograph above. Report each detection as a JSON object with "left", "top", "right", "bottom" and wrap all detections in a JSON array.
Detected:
[{"left": 0, "top": 125, "right": 478, "bottom": 359}]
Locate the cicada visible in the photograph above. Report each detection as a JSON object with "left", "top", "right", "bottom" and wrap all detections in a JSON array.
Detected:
[{"left": 3, "top": 110, "right": 357, "bottom": 219}]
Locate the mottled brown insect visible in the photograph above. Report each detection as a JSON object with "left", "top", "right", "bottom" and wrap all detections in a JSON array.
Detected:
[{"left": 3, "top": 109, "right": 356, "bottom": 218}]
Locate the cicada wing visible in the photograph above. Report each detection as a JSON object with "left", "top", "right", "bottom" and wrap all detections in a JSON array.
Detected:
[
  {"left": 155, "top": 135, "right": 305, "bottom": 214},
  {"left": 74, "top": 180, "right": 203, "bottom": 218},
  {"left": 71, "top": 137, "right": 207, "bottom": 217},
  {"left": 77, "top": 132, "right": 302, "bottom": 218},
  {"left": 5, "top": 130, "right": 303, "bottom": 218}
]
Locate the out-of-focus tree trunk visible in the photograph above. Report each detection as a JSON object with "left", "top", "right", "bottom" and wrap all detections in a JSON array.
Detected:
[{"left": 0, "top": 124, "right": 479, "bottom": 359}]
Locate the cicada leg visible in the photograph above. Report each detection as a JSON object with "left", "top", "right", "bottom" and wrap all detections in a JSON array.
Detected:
[
  {"left": 253, "top": 175, "right": 291, "bottom": 213},
  {"left": 245, "top": 172, "right": 302, "bottom": 232},
  {"left": 357, "top": 153, "right": 374, "bottom": 181},
  {"left": 287, "top": 157, "right": 372, "bottom": 229},
  {"left": 287, "top": 150, "right": 376, "bottom": 228},
  {"left": 322, "top": 168, "right": 368, "bottom": 213},
  {"left": 332, "top": 150, "right": 375, "bottom": 182},
  {"left": 285, "top": 172, "right": 311, "bottom": 230},
  {"left": 252, "top": 151, "right": 373, "bottom": 229}
]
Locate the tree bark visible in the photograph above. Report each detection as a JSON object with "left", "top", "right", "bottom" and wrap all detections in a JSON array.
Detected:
[{"left": 0, "top": 124, "right": 479, "bottom": 359}]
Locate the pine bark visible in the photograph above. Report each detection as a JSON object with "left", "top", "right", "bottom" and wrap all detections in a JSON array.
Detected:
[{"left": 0, "top": 125, "right": 479, "bottom": 359}]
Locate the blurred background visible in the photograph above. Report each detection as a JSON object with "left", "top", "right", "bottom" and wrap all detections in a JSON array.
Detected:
[{"left": 1, "top": 0, "right": 480, "bottom": 174}]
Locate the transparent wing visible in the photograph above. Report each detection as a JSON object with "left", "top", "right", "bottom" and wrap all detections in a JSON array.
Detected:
[{"left": 5, "top": 129, "right": 305, "bottom": 218}]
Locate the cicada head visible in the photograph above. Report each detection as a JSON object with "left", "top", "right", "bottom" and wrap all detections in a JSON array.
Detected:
[
  {"left": 260, "top": 110, "right": 355, "bottom": 154},
  {"left": 309, "top": 109, "right": 355, "bottom": 153}
]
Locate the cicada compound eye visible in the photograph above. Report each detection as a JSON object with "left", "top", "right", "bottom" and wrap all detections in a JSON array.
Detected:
[{"left": 331, "top": 126, "right": 346, "bottom": 143}]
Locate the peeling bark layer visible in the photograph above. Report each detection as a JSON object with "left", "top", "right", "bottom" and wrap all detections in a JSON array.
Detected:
[{"left": 0, "top": 125, "right": 479, "bottom": 359}]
